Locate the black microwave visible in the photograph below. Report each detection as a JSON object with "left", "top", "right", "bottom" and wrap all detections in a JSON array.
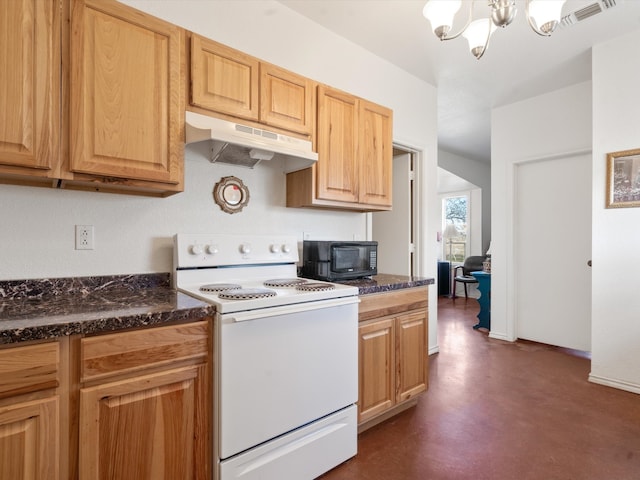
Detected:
[{"left": 302, "top": 240, "right": 377, "bottom": 281}]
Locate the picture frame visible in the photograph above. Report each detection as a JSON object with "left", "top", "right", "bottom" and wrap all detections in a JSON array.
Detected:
[{"left": 606, "top": 148, "right": 640, "bottom": 208}]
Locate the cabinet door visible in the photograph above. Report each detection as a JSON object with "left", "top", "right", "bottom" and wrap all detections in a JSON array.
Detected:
[
  {"left": 79, "top": 365, "right": 205, "bottom": 480},
  {"left": 190, "top": 35, "right": 259, "bottom": 121},
  {"left": 359, "top": 99, "right": 392, "bottom": 207},
  {"left": 260, "top": 63, "right": 314, "bottom": 135},
  {"left": 70, "top": 0, "right": 183, "bottom": 185},
  {"left": 358, "top": 318, "right": 395, "bottom": 423},
  {"left": 316, "top": 86, "right": 359, "bottom": 203},
  {"left": 396, "top": 311, "right": 428, "bottom": 403},
  {"left": 0, "top": 397, "right": 59, "bottom": 480},
  {"left": 0, "top": 0, "right": 59, "bottom": 176}
]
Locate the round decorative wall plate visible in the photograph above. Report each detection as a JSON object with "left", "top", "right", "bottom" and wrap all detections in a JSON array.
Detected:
[{"left": 213, "top": 176, "right": 250, "bottom": 214}]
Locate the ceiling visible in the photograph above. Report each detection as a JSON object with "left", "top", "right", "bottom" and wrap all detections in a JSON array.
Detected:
[{"left": 277, "top": 0, "right": 640, "bottom": 164}]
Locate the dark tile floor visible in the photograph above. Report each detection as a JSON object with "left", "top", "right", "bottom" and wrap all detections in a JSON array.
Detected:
[{"left": 320, "top": 296, "right": 640, "bottom": 479}]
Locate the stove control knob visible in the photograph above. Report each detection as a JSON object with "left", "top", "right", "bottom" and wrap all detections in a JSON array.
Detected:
[
  {"left": 190, "top": 244, "right": 204, "bottom": 255},
  {"left": 281, "top": 244, "right": 292, "bottom": 254},
  {"left": 270, "top": 244, "right": 281, "bottom": 253},
  {"left": 206, "top": 244, "right": 218, "bottom": 255},
  {"left": 240, "top": 243, "right": 251, "bottom": 255}
]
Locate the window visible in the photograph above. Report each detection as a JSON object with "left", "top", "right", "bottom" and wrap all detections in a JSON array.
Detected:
[{"left": 442, "top": 194, "right": 468, "bottom": 263}]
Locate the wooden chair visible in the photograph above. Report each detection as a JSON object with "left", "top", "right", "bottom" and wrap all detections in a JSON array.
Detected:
[{"left": 452, "top": 256, "right": 486, "bottom": 299}]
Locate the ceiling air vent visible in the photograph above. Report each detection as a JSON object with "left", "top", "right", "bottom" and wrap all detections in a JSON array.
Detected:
[{"left": 560, "top": 0, "right": 620, "bottom": 27}]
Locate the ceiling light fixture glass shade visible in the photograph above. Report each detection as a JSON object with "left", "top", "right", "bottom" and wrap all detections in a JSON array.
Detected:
[
  {"left": 422, "top": 0, "right": 463, "bottom": 39},
  {"left": 462, "top": 18, "right": 497, "bottom": 59},
  {"left": 423, "top": 0, "right": 567, "bottom": 58},
  {"left": 527, "top": 0, "right": 567, "bottom": 35}
]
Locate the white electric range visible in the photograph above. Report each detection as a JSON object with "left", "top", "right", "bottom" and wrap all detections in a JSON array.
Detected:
[{"left": 173, "top": 233, "right": 359, "bottom": 480}]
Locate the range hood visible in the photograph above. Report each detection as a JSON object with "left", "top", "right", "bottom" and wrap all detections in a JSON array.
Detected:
[{"left": 185, "top": 111, "right": 318, "bottom": 173}]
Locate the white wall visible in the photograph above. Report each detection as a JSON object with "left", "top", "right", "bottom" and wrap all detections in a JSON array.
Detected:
[
  {"left": 1, "top": 0, "right": 440, "bottom": 351},
  {"left": 590, "top": 29, "right": 640, "bottom": 394},
  {"left": 491, "top": 81, "right": 592, "bottom": 342}
]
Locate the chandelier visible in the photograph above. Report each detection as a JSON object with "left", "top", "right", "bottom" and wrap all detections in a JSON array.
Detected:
[{"left": 423, "top": 0, "right": 567, "bottom": 59}]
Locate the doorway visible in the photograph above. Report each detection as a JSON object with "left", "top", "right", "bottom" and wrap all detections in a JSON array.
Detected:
[{"left": 372, "top": 147, "right": 416, "bottom": 276}]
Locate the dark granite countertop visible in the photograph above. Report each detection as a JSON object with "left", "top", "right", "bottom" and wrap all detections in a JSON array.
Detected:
[
  {"left": 0, "top": 273, "right": 214, "bottom": 345},
  {"left": 338, "top": 273, "right": 434, "bottom": 295}
]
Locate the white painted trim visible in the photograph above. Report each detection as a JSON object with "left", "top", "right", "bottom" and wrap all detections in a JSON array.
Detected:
[
  {"left": 588, "top": 374, "right": 640, "bottom": 395},
  {"left": 488, "top": 332, "right": 512, "bottom": 342},
  {"left": 511, "top": 148, "right": 592, "bottom": 165},
  {"left": 389, "top": 141, "right": 440, "bottom": 358}
]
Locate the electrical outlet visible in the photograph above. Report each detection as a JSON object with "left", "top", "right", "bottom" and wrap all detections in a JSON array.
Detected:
[{"left": 75, "top": 225, "right": 94, "bottom": 250}]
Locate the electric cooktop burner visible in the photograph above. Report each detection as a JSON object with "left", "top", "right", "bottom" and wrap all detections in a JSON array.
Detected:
[
  {"left": 200, "top": 283, "right": 243, "bottom": 293},
  {"left": 296, "top": 282, "right": 336, "bottom": 292},
  {"left": 219, "top": 288, "right": 278, "bottom": 300},
  {"left": 263, "top": 278, "right": 308, "bottom": 288}
]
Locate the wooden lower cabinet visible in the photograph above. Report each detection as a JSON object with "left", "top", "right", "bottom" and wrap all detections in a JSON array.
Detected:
[
  {"left": 0, "top": 396, "right": 59, "bottom": 480},
  {"left": 0, "top": 341, "right": 62, "bottom": 480},
  {"left": 358, "top": 317, "right": 395, "bottom": 422},
  {"left": 0, "top": 319, "right": 211, "bottom": 480},
  {"left": 79, "top": 365, "right": 204, "bottom": 480},
  {"left": 78, "top": 321, "right": 210, "bottom": 480},
  {"left": 357, "top": 287, "right": 428, "bottom": 430}
]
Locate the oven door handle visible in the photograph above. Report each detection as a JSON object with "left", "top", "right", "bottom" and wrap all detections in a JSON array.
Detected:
[{"left": 226, "top": 296, "right": 359, "bottom": 323}]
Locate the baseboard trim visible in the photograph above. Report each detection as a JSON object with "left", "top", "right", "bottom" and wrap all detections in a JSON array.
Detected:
[
  {"left": 358, "top": 398, "right": 419, "bottom": 433},
  {"left": 428, "top": 345, "right": 440, "bottom": 355},
  {"left": 588, "top": 374, "right": 640, "bottom": 395},
  {"left": 488, "top": 332, "right": 511, "bottom": 342}
]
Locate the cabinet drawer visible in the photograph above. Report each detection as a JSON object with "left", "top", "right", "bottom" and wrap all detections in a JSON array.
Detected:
[
  {"left": 0, "top": 342, "right": 60, "bottom": 399},
  {"left": 358, "top": 286, "right": 428, "bottom": 322},
  {"left": 81, "top": 321, "right": 209, "bottom": 382}
]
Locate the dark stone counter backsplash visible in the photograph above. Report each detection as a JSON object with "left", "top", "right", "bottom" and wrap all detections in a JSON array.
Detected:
[
  {"left": 338, "top": 273, "right": 434, "bottom": 295},
  {"left": 0, "top": 273, "right": 213, "bottom": 345}
]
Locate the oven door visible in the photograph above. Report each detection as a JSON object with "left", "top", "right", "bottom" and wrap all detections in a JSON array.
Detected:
[{"left": 217, "top": 297, "right": 358, "bottom": 469}]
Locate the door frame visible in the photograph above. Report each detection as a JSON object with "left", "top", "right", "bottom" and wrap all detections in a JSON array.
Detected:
[{"left": 368, "top": 144, "right": 421, "bottom": 277}]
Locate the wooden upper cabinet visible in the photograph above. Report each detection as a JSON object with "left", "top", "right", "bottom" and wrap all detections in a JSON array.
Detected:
[
  {"left": 260, "top": 63, "right": 314, "bottom": 135},
  {"left": 189, "top": 34, "right": 314, "bottom": 135},
  {"left": 0, "top": 0, "right": 60, "bottom": 181},
  {"left": 286, "top": 85, "right": 393, "bottom": 212},
  {"left": 316, "top": 86, "right": 359, "bottom": 203},
  {"left": 359, "top": 99, "right": 393, "bottom": 208},
  {"left": 190, "top": 35, "right": 259, "bottom": 122},
  {"left": 69, "top": 0, "right": 184, "bottom": 192}
]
